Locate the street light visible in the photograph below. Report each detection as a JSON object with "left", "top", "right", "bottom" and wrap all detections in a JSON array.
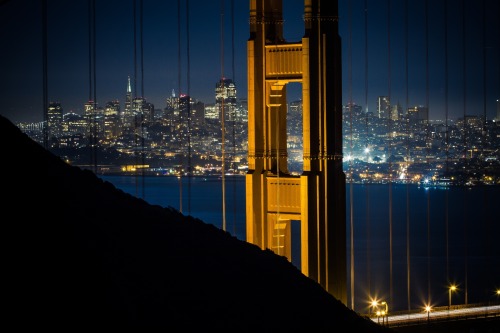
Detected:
[
  {"left": 371, "top": 299, "right": 388, "bottom": 325},
  {"left": 369, "top": 300, "right": 376, "bottom": 316},
  {"left": 449, "top": 285, "right": 457, "bottom": 309},
  {"left": 370, "top": 300, "right": 381, "bottom": 323},
  {"left": 380, "top": 301, "right": 388, "bottom": 325},
  {"left": 424, "top": 305, "right": 432, "bottom": 322}
]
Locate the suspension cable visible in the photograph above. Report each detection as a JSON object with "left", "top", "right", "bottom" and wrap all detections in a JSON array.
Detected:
[
  {"left": 177, "top": 0, "right": 183, "bottom": 213},
  {"left": 92, "top": 0, "right": 96, "bottom": 174},
  {"left": 387, "top": 0, "right": 393, "bottom": 309},
  {"left": 364, "top": 0, "right": 371, "bottom": 303},
  {"left": 133, "top": 0, "right": 139, "bottom": 197},
  {"left": 140, "top": 0, "right": 145, "bottom": 200},
  {"left": 231, "top": 0, "right": 237, "bottom": 236},
  {"left": 424, "top": 0, "right": 431, "bottom": 307},
  {"left": 404, "top": 0, "right": 411, "bottom": 312},
  {"left": 348, "top": 0, "right": 354, "bottom": 311},
  {"left": 42, "top": 0, "right": 48, "bottom": 150},
  {"left": 140, "top": 0, "right": 144, "bottom": 98},
  {"left": 462, "top": 0, "right": 468, "bottom": 304},
  {"left": 444, "top": 0, "right": 450, "bottom": 291},
  {"left": 481, "top": 0, "right": 486, "bottom": 161},
  {"left": 276, "top": 92, "right": 280, "bottom": 256},
  {"left": 186, "top": 0, "right": 191, "bottom": 215},
  {"left": 220, "top": 0, "right": 226, "bottom": 231},
  {"left": 88, "top": 0, "right": 97, "bottom": 174},
  {"left": 481, "top": 0, "right": 492, "bottom": 301},
  {"left": 462, "top": 0, "right": 467, "bottom": 167}
]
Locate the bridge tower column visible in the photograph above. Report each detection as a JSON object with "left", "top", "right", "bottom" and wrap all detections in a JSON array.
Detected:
[{"left": 246, "top": 0, "right": 346, "bottom": 305}]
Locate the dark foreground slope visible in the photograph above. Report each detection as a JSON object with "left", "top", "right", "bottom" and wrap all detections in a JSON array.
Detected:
[{"left": 1, "top": 115, "right": 391, "bottom": 332}]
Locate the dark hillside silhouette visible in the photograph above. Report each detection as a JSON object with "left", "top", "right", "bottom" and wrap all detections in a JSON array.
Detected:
[{"left": 1, "top": 115, "right": 391, "bottom": 331}]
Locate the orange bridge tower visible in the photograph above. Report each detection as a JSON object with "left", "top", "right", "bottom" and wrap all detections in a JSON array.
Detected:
[{"left": 246, "top": 0, "right": 346, "bottom": 304}]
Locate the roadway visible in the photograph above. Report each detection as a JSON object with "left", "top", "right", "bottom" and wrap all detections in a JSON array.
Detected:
[{"left": 369, "top": 304, "right": 500, "bottom": 328}]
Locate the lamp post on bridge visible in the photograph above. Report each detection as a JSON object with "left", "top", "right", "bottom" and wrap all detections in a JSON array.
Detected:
[
  {"left": 380, "top": 301, "right": 388, "bottom": 325},
  {"left": 448, "top": 284, "right": 457, "bottom": 311},
  {"left": 371, "top": 300, "right": 388, "bottom": 325},
  {"left": 425, "top": 305, "right": 432, "bottom": 323},
  {"left": 370, "top": 300, "right": 378, "bottom": 316}
]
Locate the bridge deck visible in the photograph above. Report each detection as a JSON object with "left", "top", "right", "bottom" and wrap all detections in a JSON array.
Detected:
[{"left": 368, "top": 304, "right": 500, "bottom": 328}]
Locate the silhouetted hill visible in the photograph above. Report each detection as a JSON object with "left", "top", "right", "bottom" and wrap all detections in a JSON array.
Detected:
[{"left": 1, "top": 115, "right": 392, "bottom": 332}]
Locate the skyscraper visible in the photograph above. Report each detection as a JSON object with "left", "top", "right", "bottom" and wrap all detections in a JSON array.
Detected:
[
  {"left": 104, "top": 100, "right": 120, "bottom": 141},
  {"left": 407, "top": 105, "right": 428, "bottom": 123},
  {"left": 163, "top": 89, "right": 178, "bottom": 128},
  {"left": 47, "top": 101, "right": 63, "bottom": 146},
  {"left": 390, "top": 102, "right": 402, "bottom": 120},
  {"left": 377, "top": 96, "right": 390, "bottom": 119},
  {"left": 84, "top": 100, "right": 104, "bottom": 140},
  {"left": 215, "top": 78, "right": 237, "bottom": 122},
  {"left": 496, "top": 99, "right": 499, "bottom": 121},
  {"left": 122, "top": 76, "right": 134, "bottom": 129}
]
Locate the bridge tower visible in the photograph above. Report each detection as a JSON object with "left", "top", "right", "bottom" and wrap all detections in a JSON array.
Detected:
[{"left": 246, "top": 0, "right": 346, "bottom": 304}]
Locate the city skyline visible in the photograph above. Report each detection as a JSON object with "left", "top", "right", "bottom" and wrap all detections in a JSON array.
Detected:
[{"left": 1, "top": 0, "right": 499, "bottom": 123}]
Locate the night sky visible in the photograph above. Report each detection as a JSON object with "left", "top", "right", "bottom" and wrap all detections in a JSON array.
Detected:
[{"left": 0, "top": 0, "right": 498, "bottom": 123}]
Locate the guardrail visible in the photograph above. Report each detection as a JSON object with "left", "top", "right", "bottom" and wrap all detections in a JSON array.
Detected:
[
  {"left": 387, "top": 307, "right": 500, "bottom": 328},
  {"left": 362, "top": 302, "right": 500, "bottom": 328}
]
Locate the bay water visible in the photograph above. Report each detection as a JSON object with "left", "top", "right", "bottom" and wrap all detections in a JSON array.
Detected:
[{"left": 100, "top": 175, "right": 500, "bottom": 313}]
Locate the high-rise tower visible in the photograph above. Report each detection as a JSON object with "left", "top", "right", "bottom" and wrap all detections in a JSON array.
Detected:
[
  {"left": 122, "top": 76, "right": 134, "bottom": 129},
  {"left": 246, "top": 0, "right": 346, "bottom": 304},
  {"left": 104, "top": 100, "right": 120, "bottom": 141},
  {"left": 377, "top": 96, "right": 390, "bottom": 119},
  {"left": 496, "top": 99, "right": 499, "bottom": 121},
  {"left": 47, "top": 101, "right": 63, "bottom": 146},
  {"left": 215, "top": 78, "right": 237, "bottom": 122}
]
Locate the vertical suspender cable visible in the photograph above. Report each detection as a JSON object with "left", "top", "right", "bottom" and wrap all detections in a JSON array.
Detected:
[
  {"left": 364, "top": 0, "right": 371, "bottom": 301},
  {"left": 177, "top": 0, "right": 183, "bottom": 213},
  {"left": 220, "top": 0, "right": 226, "bottom": 231},
  {"left": 87, "top": 0, "right": 92, "bottom": 163},
  {"left": 462, "top": 0, "right": 468, "bottom": 305},
  {"left": 87, "top": 0, "right": 92, "bottom": 167},
  {"left": 348, "top": 0, "right": 354, "bottom": 311},
  {"left": 387, "top": 0, "right": 393, "bottom": 308},
  {"left": 231, "top": 0, "right": 237, "bottom": 236},
  {"left": 92, "top": 0, "right": 96, "bottom": 174},
  {"left": 444, "top": 0, "right": 450, "bottom": 290},
  {"left": 275, "top": 77, "right": 280, "bottom": 256},
  {"left": 462, "top": 0, "right": 472, "bottom": 304},
  {"left": 42, "top": 0, "right": 48, "bottom": 150},
  {"left": 140, "top": 0, "right": 145, "bottom": 200},
  {"left": 133, "top": 0, "right": 139, "bottom": 197},
  {"left": 186, "top": 0, "right": 192, "bottom": 215},
  {"left": 427, "top": 173, "right": 431, "bottom": 305},
  {"left": 133, "top": 0, "right": 137, "bottom": 103},
  {"left": 140, "top": 0, "right": 144, "bottom": 99},
  {"left": 87, "top": 0, "right": 93, "bottom": 167},
  {"left": 481, "top": 0, "right": 492, "bottom": 301},
  {"left": 404, "top": 0, "right": 411, "bottom": 312},
  {"left": 462, "top": 0, "right": 467, "bottom": 166},
  {"left": 88, "top": 0, "right": 97, "bottom": 174},
  {"left": 481, "top": 0, "right": 486, "bottom": 161},
  {"left": 424, "top": 0, "right": 431, "bottom": 306}
]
